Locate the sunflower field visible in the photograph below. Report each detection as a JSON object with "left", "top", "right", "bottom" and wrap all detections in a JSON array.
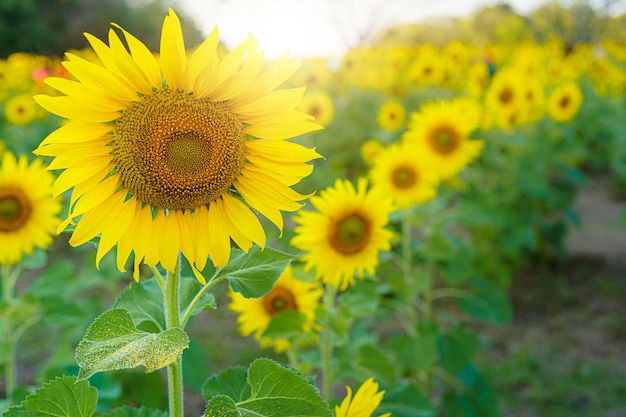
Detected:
[{"left": 1, "top": 1, "right": 625, "bottom": 417}]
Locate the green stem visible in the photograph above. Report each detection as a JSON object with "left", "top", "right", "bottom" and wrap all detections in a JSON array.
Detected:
[
  {"left": 401, "top": 212, "right": 417, "bottom": 337},
  {"left": 164, "top": 255, "right": 184, "bottom": 417},
  {"left": 2, "top": 265, "right": 17, "bottom": 403},
  {"left": 320, "top": 284, "right": 337, "bottom": 401},
  {"left": 180, "top": 274, "right": 223, "bottom": 329}
]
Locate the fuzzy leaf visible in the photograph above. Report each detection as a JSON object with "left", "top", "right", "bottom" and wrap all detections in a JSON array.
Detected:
[
  {"left": 202, "top": 366, "right": 250, "bottom": 402},
  {"left": 75, "top": 308, "right": 189, "bottom": 380},
  {"left": 221, "top": 246, "right": 296, "bottom": 298},
  {"left": 4, "top": 376, "right": 97, "bottom": 417},
  {"left": 203, "top": 359, "right": 332, "bottom": 417},
  {"left": 96, "top": 406, "right": 169, "bottom": 417}
]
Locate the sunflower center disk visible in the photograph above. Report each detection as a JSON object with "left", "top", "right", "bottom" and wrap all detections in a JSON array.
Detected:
[
  {"left": 330, "top": 212, "right": 371, "bottom": 255},
  {"left": 263, "top": 286, "right": 298, "bottom": 315},
  {"left": 392, "top": 166, "right": 417, "bottom": 189},
  {"left": 560, "top": 96, "right": 571, "bottom": 108},
  {"left": 0, "top": 189, "right": 32, "bottom": 232},
  {"left": 430, "top": 126, "right": 459, "bottom": 154},
  {"left": 114, "top": 90, "right": 246, "bottom": 210}
]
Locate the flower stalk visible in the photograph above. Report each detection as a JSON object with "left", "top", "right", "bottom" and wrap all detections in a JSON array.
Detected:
[{"left": 164, "top": 255, "right": 184, "bottom": 417}]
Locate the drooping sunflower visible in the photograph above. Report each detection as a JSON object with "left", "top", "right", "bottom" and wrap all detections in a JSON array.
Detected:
[
  {"left": 335, "top": 378, "right": 391, "bottom": 417},
  {"left": 369, "top": 141, "right": 439, "bottom": 209},
  {"left": 228, "top": 264, "right": 322, "bottom": 353},
  {"left": 0, "top": 152, "right": 62, "bottom": 265},
  {"left": 33, "top": 9, "right": 322, "bottom": 282},
  {"left": 377, "top": 100, "right": 406, "bottom": 132},
  {"left": 547, "top": 81, "right": 584, "bottom": 123},
  {"left": 291, "top": 178, "right": 394, "bottom": 291},
  {"left": 402, "top": 99, "right": 484, "bottom": 180}
]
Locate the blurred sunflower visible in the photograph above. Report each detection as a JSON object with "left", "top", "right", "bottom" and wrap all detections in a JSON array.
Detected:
[
  {"left": 228, "top": 264, "right": 322, "bottom": 353},
  {"left": 484, "top": 69, "right": 527, "bottom": 128},
  {"left": 377, "top": 100, "right": 406, "bottom": 132},
  {"left": 335, "top": 377, "right": 390, "bottom": 417},
  {"left": 0, "top": 152, "right": 62, "bottom": 265},
  {"left": 297, "top": 90, "right": 334, "bottom": 127},
  {"left": 369, "top": 141, "right": 439, "bottom": 209},
  {"left": 291, "top": 178, "right": 394, "bottom": 291},
  {"left": 547, "top": 81, "right": 584, "bottom": 123},
  {"left": 360, "top": 139, "right": 384, "bottom": 165},
  {"left": 402, "top": 100, "right": 484, "bottom": 180},
  {"left": 4, "top": 94, "right": 38, "bottom": 125},
  {"left": 33, "top": 9, "right": 322, "bottom": 281}
]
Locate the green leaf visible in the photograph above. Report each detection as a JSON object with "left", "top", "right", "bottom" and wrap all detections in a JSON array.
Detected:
[
  {"left": 182, "top": 340, "right": 210, "bottom": 392},
  {"left": 114, "top": 279, "right": 165, "bottom": 330},
  {"left": 75, "top": 308, "right": 189, "bottom": 380},
  {"left": 456, "top": 278, "right": 512, "bottom": 324},
  {"left": 389, "top": 320, "right": 438, "bottom": 372},
  {"left": 96, "top": 406, "right": 168, "bottom": 417},
  {"left": 21, "top": 249, "right": 47, "bottom": 270},
  {"left": 4, "top": 376, "right": 97, "bottom": 417},
  {"left": 114, "top": 277, "right": 216, "bottom": 331},
  {"left": 378, "top": 383, "right": 437, "bottom": 417},
  {"left": 355, "top": 344, "right": 397, "bottom": 386},
  {"left": 262, "top": 310, "right": 307, "bottom": 339},
  {"left": 202, "top": 366, "right": 250, "bottom": 402},
  {"left": 203, "top": 359, "right": 332, "bottom": 417},
  {"left": 203, "top": 395, "right": 242, "bottom": 417},
  {"left": 438, "top": 325, "right": 480, "bottom": 374},
  {"left": 221, "top": 246, "right": 296, "bottom": 298}
]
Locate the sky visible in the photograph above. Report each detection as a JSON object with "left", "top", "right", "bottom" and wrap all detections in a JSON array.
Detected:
[{"left": 171, "top": 0, "right": 624, "bottom": 58}]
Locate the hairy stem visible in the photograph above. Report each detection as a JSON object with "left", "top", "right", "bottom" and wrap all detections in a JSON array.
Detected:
[{"left": 165, "top": 255, "right": 184, "bottom": 417}]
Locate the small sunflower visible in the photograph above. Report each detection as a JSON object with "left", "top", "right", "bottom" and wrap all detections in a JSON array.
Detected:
[
  {"left": 33, "top": 9, "right": 322, "bottom": 282},
  {"left": 0, "top": 152, "right": 62, "bottom": 265},
  {"left": 4, "top": 94, "right": 38, "bottom": 125},
  {"left": 547, "top": 81, "right": 584, "bottom": 123},
  {"left": 335, "top": 378, "right": 391, "bottom": 417},
  {"left": 402, "top": 100, "right": 484, "bottom": 180},
  {"left": 360, "top": 139, "right": 384, "bottom": 165},
  {"left": 377, "top": 100, "right": 406, "bottom": 132},
  {"left": 369, "top": 141, "right": 439, "bottom": 209},
  {"left": 291, "top": 178, "right": 394, "bottom": 291},
  {"left": 228, "top": 264, "right": 322, "bottom": 353},
  {"left": 297, "top": 90, "right": 334, "bottom": 127}
]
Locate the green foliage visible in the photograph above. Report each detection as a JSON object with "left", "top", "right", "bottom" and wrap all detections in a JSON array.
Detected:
[
  {"left": 75, "top": 308, "right": 189, "bottom": 380},
  {"left": 4, "top": 376, "right": 97, "bottom": 417},
  {"left": 96, "top": 407, "right": 168, "bottom": 417},
  {"left": 203, "top": 358, "right": 332, "bottom": 417}
]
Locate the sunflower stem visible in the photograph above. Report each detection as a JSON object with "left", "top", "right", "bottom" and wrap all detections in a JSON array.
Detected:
[
  {"left": 401, "top": 212, "right": 417, "bottom": 337},
  {"left": 2, "top": 264, "right": 17, "bottom": 403},
  {"left": 321, "top": 284, "right": 337, "bottom": 401},
  {"left": 165, "top": 255, "right": 184, "bottom": 417},
  {"left": 180, "top": 274, "right": 223, "bottom": 329}
]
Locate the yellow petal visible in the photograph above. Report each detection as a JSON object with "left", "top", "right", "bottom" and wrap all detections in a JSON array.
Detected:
[
  {"left": 222, "top": 194, "right": 266, "bottom": 248},
  {"left": 36, "top": 120, "right": 112, "bottom": 148},
  {"left": 34, "top": 95, "right": 120, "bottom": 123},
  {"left": 183, "top": 26, "right": 219, "bottom": 96},
  {"left": 106, "top": 28, "right": 153, "bottom": 95},
  {"left": 206, "top": 201, "right": 231, "bottom": 268},
  {"left": 160, "top": 9, "right": 187, "bottom": 90},
  {"left": 244, "top": 120, "right": 322, "bottom": 140},
  {"left": 112, "top": 23, "right": 162, "bottom": 89}
]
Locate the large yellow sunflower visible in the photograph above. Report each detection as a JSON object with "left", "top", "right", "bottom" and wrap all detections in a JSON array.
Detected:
[
  {"left": 402, "top": 99, "right": 484, "bottom": 180},
  {"left": 33, "top": 9, "right": 322, "bottom": 282},
  {"left": 228, "top": 264, "right": 322, "bottom": 353},
  {"left": 335, "top": 378, "right": 391, "bottom": 417},
  {"left": 0, "top": 152, "right": 62, "bottom": 265},
  {"left": 547, "top": 81, "right": 584, "bottom": 123},
  {"left": 369, "top": 141, "right": 439, "bottom": 209},
  {"left": 291, "top": 178, "right": 394, "bottom": 291}
]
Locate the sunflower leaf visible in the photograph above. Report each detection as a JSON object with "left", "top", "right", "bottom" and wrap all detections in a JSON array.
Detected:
[
  {"left": 220, "top": 246, "right": 296, "bottom": 298},
  {"left": 75, "top": 308, "right": 189, "bottom": 380},
  {"left": 96, "top": 406, "right": 169, "bottom": 417},
  {"left": 202, "top": 358, "right": 332, "bottom": 417},
  {"left": 4, "top": 376, "right": 97, "bottom": 417},
  {"left": 114, "top": 277, "right": 216, "bottom": 331}
]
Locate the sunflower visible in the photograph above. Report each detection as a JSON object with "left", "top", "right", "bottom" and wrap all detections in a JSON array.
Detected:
[
  {"left": 297, "top": 90, "right": 334, "bottom": 127},
  {"left": 369, "top": 141, "right": 439, "bottom": 209},
  {"left": 360, "top": 139, "right": 384, "bottom": 165},
  {"left": 377, "top": 100, "right": 406, "bottom": 132},
  {"left": 33, "top": 9, "right": 322, "bottom": 282},
  {"left": 291, "top": 178, "right": 394, "bottom": 291},
  {"left": 0, "top": 152, "right": 62, "bottom": 265},
  {"left": 484, "top": 69, "right": 527, "bottom": 128},
  {"left": 4, "top": 94, "right": 38, "bottom": 125},
  {"left": 228, "top": 264, "right": 322, "bottom": 353},
  {"left": 547, "top": 81, "right": 584, "bottom": 123},
  {"left": 335, "top": 378, "right": 391, "bottom": 417},
  {"left": 402, "top": 100, "right": 484, "bottom": 180}
]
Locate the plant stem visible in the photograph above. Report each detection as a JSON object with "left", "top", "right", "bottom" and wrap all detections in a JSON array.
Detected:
[
  {"left": 180, "top": 273, "right": 223, "bottom": 329},
  {"left": 320, "top": 284, "right": 337, "bottom": 401},
  {"left": 401, "top": 212, "right": 417, "bottom": 337},
  {"left": 2, "top": 265, "right": 17, "bottom": 403},
  {"left": 164, "top": 255, "right": 184, "bottom": 417}
]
